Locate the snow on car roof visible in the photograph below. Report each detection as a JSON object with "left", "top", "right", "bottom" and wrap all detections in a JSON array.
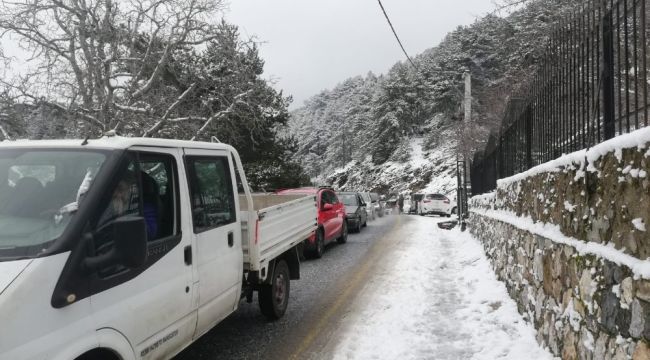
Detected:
[{"left": 0, "top": 136, "right": 234, "bottom": 152}]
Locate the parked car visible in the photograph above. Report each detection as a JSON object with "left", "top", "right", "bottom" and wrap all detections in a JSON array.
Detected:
[
  {"left": 370, "top": 192, "right": 384, "bottom": 217},
  {"left": 417, "top": 193, "right": 457, "bottom": 217},
  {"left": 276, "top": 187, "right": 347, "bottom": 258},
  {"left": 0, "top": 137, "right": 318, "bottom": 360},
  {"left": 360, "top": 192, "right": 376, "bottom": 221},
  {"left": 409, "top": 193, "right": 424, "bottom": 214},
  {"left": 338, "top": 191, "right": 368, "bottom": 232}
]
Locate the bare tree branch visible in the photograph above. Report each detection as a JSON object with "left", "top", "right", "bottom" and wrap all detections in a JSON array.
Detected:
[{"left": 142, "top": 82, "right": 196, "bottom": 136}]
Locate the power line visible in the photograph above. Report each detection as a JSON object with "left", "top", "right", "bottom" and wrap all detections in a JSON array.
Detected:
[{"left": 376, "top": 0, "right": 419, "bottom": 70}]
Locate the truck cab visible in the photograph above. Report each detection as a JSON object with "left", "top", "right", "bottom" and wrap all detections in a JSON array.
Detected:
[{"left": 0, "top": 137, "right": 316, "bottom": 360}]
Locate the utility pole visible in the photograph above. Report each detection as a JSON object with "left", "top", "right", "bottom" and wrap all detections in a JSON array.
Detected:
[
  {"left": 464, "top": 72, "right": 472, "bottom": 125},
  {"left": 458, "top": 71, "right": 471, "bottom": 231}
]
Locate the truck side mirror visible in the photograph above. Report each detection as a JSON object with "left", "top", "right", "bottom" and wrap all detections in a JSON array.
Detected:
[{"left": 84, "top": 216, "right": 148, "bottom": 271}]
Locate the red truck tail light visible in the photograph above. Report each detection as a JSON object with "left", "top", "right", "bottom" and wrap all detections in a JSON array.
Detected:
[{"left": 255, "top": 219, "right": 260, "bottom": 244}]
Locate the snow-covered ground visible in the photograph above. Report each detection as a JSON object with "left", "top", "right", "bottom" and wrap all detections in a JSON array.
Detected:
[
  {"left": 329, "top": 215, "right": 553, "bottom": 360},
  {"left": 326, "top": 136, "right": 457, "bottom": 197}
]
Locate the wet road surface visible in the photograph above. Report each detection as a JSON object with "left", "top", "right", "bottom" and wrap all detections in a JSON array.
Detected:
[{"left": 175, "top": 213, "right": 410, "bottom": 360}]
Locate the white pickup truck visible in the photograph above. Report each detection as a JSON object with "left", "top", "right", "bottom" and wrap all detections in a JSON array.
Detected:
[{"left": 0, "top": 137, "right": 317, "bottom": 360}]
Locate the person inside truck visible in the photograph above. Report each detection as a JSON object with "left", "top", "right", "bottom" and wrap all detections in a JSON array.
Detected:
[
  {"left": 140, "top": 171, "right": 161, "bottom": 240},
  {"left": 101, "top": 171, "right": 159, "bottom": 240}
]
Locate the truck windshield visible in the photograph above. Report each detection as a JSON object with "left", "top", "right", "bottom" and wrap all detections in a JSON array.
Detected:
[{"left": 0, "top": 149, "right": 107, "bottom": 261}]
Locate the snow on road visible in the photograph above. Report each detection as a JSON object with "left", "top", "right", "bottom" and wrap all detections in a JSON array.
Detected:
[{"left": 330, "top": 216, "right": 552, "bottom": 360}]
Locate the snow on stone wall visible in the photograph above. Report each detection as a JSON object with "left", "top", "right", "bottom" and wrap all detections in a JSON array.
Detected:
[{"left": 469, "top": 127, "right": 650, "bottom": 359}]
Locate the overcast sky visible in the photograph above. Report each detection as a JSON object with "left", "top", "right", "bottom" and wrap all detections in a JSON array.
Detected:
[{"left": 225, "top": 0, "right": 498, "bottom": 109}]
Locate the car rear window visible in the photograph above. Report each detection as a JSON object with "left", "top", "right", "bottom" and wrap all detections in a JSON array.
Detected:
[{"left": 426, "top": 194, "right": 447, "bottom": 200}]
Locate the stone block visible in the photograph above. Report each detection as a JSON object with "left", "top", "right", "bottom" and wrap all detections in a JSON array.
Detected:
[
  {"left": 613, "top": 346, "right": 628, "bottom": 360},
  {"left": 637, "top": 281, "right": 650, "bottom": 303},
  {"left": 633, "top": 341, "right": 650, "bottom": 360},
  {"left": 533, "top": 250, "right": 544, "bottom": 286},
  {"left": 630, "top": 299, "right": 650, "bottom": 340},
  {"left": 622, "top": 277, "right": 636, "bottom": 305},
  {"left": 580, "top": 269, "right": 597, "bottom": 304},
  {"left": 578, "top": 327, "right": 595, "bottom": 360},
  {"left": 600, "top": 291, "right": 620, "bottom": 335},
  {"left": 544, "top": 253, "right": 555, "bottom": 295},
  {"left": 603, "top": 261, "right": 624, "bottom": 286},
  {"left": 564, "top": 330, "right": 579, "bottom": 360},
  {"left": 593, "top": 332, "right": 609, "bottom": 360},
  {"left": 553, "top": 250, "right": 565, "bottom": 279}
]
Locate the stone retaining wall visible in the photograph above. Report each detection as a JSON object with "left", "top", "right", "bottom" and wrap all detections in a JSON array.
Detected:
[{"left": 469, "top": 129, "right": 650, "bottom": 360}]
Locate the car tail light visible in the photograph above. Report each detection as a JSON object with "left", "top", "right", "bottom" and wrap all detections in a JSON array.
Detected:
[
  {"left": 443, "top": 198, "right": 450, "bottom": 204},
  {"left": 423, "top": 200, "right": 431, "bottom": 203}
]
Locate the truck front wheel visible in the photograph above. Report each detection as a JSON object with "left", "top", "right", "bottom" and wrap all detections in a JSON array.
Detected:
[{"left": 259, "top": 260, "right": 290, "bottom": 320}]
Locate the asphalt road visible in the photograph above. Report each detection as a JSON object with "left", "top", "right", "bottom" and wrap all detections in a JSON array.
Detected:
[{"left": 174, "top": 212, "right": 405, "bottom": 360}]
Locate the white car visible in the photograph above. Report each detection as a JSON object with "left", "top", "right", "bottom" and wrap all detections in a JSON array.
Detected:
[
  {"left": 360, "top": 192, "right": 375, "bottom": 221},
  {"left": 0, "top": 137, "right": 317, "bottom": 360},
  {"left": 417, "top": 193, "right": 457, "bottom": 217}
]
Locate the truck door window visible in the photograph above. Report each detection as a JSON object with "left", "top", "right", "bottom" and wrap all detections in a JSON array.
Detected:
[
  {"left": 97, "top": 161, "right": 141, "bottom": 230},
  {"left": 96, "top": 154, "right": 178, "bottom": 241},
  {"left": 186, "top": 156, "right": 236, "bottom": 233},
  {"left": 139, "top": 155, "right": 178, "bottom": 240},
  {"left": 93, "top": 152, "right": 180, "bottom": 278}
]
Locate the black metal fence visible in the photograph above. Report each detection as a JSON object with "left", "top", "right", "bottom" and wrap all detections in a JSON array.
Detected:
[{"left": 471, "top": 0, "right": 650, "bottom": 195}]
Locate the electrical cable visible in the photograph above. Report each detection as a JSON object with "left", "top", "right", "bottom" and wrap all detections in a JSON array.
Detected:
[{"left": 376, "top": 0, "right": 419, "bottom": 70}]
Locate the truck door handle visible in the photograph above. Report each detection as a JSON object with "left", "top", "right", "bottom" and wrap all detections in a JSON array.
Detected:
[
  {"left": 184, "top": 245, "right": 192, "bottom": 265},
  {"left": 227, "top": 232, "right": 234, "bottom": 247}
]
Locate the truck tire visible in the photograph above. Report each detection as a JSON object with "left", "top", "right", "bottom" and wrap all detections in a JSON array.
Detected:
[
  {"left": 337, "top": 222, "right": 348, "bottom": 244},
  {"left": 313, "top": 229, "right": 325, "bottom": 258},
  {"left": 259, "top": 260, "right": 290, "bottom": 320}
]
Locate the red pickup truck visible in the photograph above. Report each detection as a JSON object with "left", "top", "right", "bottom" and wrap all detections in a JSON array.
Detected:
[{"left": 275, "top": 187, "right": 347, "bottom": 258}]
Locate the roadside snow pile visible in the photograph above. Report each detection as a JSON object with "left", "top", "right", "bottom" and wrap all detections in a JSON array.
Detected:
[
  {"left": 331, "top": 216, "right": 552, "bottom": 360},
  {"left": 326, "top": 136, "right": 457, "bottom": 195}
]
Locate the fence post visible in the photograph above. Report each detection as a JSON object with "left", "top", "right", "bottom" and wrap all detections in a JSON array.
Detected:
[
  {"left": 526, "top": 105, "right": 533, "bottom": 169},
  {"left": 601, "top": 0, "right": 616, "bottom": 140}
]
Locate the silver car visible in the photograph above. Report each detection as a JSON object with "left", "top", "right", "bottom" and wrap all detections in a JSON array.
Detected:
[
  {"left": 360, "top": 192, "right": 375, "bottom": 221},
  {"left": 369, "top": 192, "right": 384, "bottom": 218}
]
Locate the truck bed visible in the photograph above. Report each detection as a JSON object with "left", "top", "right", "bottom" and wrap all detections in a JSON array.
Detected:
[{"left": 239, "top": 194, "right": 317, "bottom": 273}]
